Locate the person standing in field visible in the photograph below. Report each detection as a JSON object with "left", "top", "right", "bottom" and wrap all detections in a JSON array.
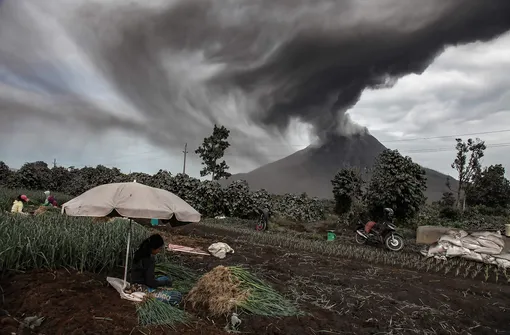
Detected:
[
  {"left": 11, "top": 194, "right": 29, "bottom": 214},
  {"left": 129, "top": 234, "right": 183, "bottom": 305}
]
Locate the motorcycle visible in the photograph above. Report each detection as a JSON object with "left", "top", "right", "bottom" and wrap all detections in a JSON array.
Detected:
[
  {"left": 254, "top": 207, "right": 271, "bottom": 232},
  {"left": 355, "top": 208, "right": 405, "bottom": 252}
]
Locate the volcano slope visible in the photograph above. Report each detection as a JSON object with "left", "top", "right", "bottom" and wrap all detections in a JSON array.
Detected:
[{"left": 228, "top": 133, "right": 453, "bottom": 202}]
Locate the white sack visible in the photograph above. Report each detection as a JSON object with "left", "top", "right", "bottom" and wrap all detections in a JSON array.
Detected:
[
  {"left": 208, "top": 242, "right": 235, "bottom": 259},
  {"left": 461, "top": 236, "right": 480, "bottom": 246},
  {"left": 461, "top": 253, "right": 484, "bottom": 262},
  {"left": 462, "top": 243, "right": 482, "bottom": 251},
  {"left": 494, "top": 253, "right": 510, "bottom": 261},
  {"left": 427, "top": 243, "right": 447, "bottom": 257},
  {"left": 495, "top": 258, "right": 510, "bottom": 269},
  {"left": 446, "top": 229, "right": 468, "bottom": 238},
  {"left": 478, "top": 235, "right": 505, "bottom": 248},
  {"left": 438, "top": 235, "right": 463, "bottom": 247},
  {"left": 481, "top": 254, "right": 497, "bottom": 265},
  {"left": 474, "top": 246, "right": 502, "bottom": 255},
  {"left": 471, "top": 231, "right": 502, "bottom": 239},
  {"left": 446, "top": 246, "right": 471, "bottom": 257},
  {"left": 476, "top": 239, "right": 501, "bottom": 250}
]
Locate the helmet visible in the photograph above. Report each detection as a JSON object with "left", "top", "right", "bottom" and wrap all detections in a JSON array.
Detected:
[{"left": 383, "top": 208, "right": 394, "bottom": 218}]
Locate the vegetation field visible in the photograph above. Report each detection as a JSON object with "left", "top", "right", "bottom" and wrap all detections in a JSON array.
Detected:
[{"left": 1, "top": 210, "right": 510, "bottom": 334}]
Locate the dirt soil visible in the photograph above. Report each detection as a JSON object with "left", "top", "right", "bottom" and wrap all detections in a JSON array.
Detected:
[{"left": 3, "top": 223, "right": 510, "bottom": 335}]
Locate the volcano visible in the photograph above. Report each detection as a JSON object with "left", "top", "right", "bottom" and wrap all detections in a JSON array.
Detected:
[{"left": 228, "top": 133, "right": 453, "bottom": 201}]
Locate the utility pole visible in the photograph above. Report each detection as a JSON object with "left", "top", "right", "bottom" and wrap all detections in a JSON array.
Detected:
[
  {"left": 53, "top": 158, "right": 57, "bottom": 168},
  {"left": 182, "top": 143, "right": 188, "bottom": 175}
]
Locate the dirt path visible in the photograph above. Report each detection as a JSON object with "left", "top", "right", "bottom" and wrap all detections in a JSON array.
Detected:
[{"left": 2, "top": 224, "right": 510, "bottom": 334}]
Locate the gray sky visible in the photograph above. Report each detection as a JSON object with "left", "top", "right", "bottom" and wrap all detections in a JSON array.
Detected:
[{"left": 1, "top": 0, "right": 509, "bottom": 180}]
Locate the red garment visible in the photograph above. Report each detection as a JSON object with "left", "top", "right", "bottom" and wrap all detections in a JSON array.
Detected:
[{"left": 364, "top": 221, "right": 377, "bottom": 233}]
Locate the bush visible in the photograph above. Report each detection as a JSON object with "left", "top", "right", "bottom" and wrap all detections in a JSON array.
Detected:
[
  {"left": 1, "top": 160, "right": 327, "bottom": 222},
  {"left": 438, "top": 206, "right": 461, "bottom": 221},
  {"left": 469, "top": 205, "right": 509, "bottom": 217}
]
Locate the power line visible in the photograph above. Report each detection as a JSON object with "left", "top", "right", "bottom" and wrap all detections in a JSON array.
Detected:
[
  {"left": 56, "top": 128, "right": 510, "bottom": 166},
  {"left": 57, "top": 141, "right": 510, "bottom": 169},
  {"left": 406, "top": 143, "right": 510, "bottom": 154},
  {"left": 382, "top": 129, "right": 510, "bottom": 143}
]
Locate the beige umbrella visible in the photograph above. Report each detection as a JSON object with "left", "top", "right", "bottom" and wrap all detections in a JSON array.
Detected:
[{"left": 61, "top": 181, "right": 201, "bottom": 287}]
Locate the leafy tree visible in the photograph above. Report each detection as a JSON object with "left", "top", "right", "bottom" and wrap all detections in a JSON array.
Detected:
[
  {"left": 451, "top": 138, "right": 486, "bottom": 209},
  {"left": 0, "top": 161, "right": 12, "bottom": 186},
  {"left": 49, "top": 166, "right": 73, "bottom": 194},
  {"left": 466, "top": 164, "right": 510, "bottom": 208},
  {"left": 14, "top": 161, "right": 53, "bottom": 190},
  {"left": 439, "top": 191, "right": 456, "bottom": 207},
  {"left": 365, "top": 149, "right": 427, "bottom": 222},
  {"left": 195, "top": 124, "right": 232, "bottom": 180},
  {"left": 437, "top": 190, "right": 460, "bottom": 220},
  {"left": 331, "top": 168, "right": 364, "bottom": 215}
]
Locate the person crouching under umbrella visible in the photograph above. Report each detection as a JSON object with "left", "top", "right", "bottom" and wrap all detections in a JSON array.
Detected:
[{"left": 129, "top": 234, "right": 182, "bottom": 305}]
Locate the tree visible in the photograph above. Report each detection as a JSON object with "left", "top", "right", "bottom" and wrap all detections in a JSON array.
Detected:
[
  {"left": 439, "top": 191, "right": 456, "bottom": 207},
  {"left": 331, "top": 168, "right": 364, "bottom": 215},
  {"left": 14, "top": 161, "right": 53, "bottom": 190},
  {"left": 195, "top": 124, "right": 232, "bottom": 180},
  {"left": 451, "top": 138, "right": 486, "bottom": 209},
  {"left": 365, "top": 149, "right": 427, "bottom": 222},
  {"left": 0, "top": 161, "right": 12, "bottom": 186},
  {"left": 466, "top": 164, "right": 510, "bottom": 208}
]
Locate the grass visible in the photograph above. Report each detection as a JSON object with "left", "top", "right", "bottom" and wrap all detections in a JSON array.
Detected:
[
  {"left": 0, "top": 212, "right": 149, "bottom": 273},
  {"left": 136, "top": 297, "right": 190, "bottom": 328}
]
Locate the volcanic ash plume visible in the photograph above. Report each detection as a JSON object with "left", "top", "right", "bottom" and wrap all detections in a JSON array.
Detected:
[{"left": 1, "top": 0, "right": 510, "bottom": 161}]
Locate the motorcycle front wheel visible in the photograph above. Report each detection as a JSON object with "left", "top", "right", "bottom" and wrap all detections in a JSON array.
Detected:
[
  {"left": 384, "top": 233, "right": 404, "bottom": 251},
  {"left": 355, "top": 230, "right": 367, "bottom": 245}
]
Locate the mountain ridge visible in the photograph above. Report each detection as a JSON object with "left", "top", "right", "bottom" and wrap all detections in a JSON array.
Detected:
[{"left": 225, "top": 133, "right": 455, "bottom": 202}]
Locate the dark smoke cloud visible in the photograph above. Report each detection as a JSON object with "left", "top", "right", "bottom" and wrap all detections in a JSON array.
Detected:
[{"left": 1, "top": 0, "right": 510, "bottom": 164}]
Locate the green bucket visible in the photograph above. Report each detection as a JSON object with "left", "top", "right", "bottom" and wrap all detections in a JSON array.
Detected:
[
  {"left": 150, "top": 218, "right": 159, "bottom": 226},
  {"left": 327, "top": 230, "right": 336, "bottom": 241}
]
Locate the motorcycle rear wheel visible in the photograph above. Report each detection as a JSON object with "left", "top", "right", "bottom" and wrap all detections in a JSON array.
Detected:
[
  {"left": 384, "top": 233, "right": 404, "bottom": 251},
  {"left": 355, "top": 231, "right": 367, "bottom": 245},
  {"left": 255, "top": 215, "right": 267, "bottom": 232}
]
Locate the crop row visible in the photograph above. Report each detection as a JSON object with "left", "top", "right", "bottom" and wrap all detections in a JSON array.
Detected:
[
  {"left": 0, "top": 213, "right": 148, "bottom": 272},
  {"left": 201, "top": 220, "right": 510, "bottom": 283}
]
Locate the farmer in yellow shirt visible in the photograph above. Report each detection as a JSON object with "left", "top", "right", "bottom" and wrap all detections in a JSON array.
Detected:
[{"left": 11, "top": 194, "right": 29, "bottom": 214}]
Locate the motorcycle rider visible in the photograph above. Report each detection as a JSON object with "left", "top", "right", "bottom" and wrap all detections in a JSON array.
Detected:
[{"left": 368, "top": 208, "right": 394, "bottom": 235}]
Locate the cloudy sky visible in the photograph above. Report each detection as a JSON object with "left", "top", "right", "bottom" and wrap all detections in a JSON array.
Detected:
[{"left": 0, "top": 0, "right": 509, "bottom": 180}]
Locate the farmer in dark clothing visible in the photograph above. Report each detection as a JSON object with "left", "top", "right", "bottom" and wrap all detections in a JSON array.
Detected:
[{"left": 130, "top": 234, "right": 182, "bottom": 305}]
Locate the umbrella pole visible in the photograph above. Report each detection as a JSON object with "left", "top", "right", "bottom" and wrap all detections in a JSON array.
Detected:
[{"left": 123, "top": 218, "right": 133, "bottom": 290}]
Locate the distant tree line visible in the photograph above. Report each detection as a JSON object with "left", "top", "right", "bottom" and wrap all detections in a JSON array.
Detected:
[{"left": 331, "top": 137, "right": 510, "bottom": 225}]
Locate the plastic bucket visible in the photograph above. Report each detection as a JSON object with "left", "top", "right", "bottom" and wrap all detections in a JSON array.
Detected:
[
  {"left": 150, "top": 218, "right": 159, "bottom": 226},
  {"left": 327, "top": 230, "right": 336, "bottom": 241},
  {"left": 505, "top": 224, "right": 510, "bottom": 237}
]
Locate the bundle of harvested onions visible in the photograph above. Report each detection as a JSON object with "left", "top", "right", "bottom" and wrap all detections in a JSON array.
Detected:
[{"left": 186, "top": 265, "right": 300, "bottom": 317}]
